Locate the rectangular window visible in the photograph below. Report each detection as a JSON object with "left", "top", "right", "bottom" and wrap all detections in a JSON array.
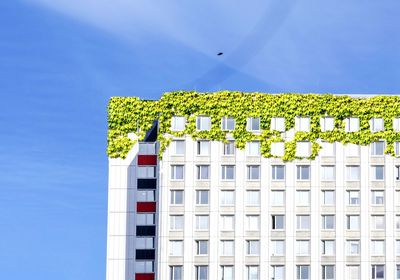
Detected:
[
  {"left": 271, "top": 190, "right": 285, "bottom": 206},
  {"left": 322, "top": 215, "right": 335, "bottom": 230},
  {"left": 371, "top": 141, "right": 385, "bottom": 155},
  {"left": 397, "top": 240, "right": 400, "bottom": 256},
  {"left": 397, "top": 265, "right": 400, "bottom": 280},
  {"left": 271, "top": 265, "right": 285, "bottom": 280},
  {"left": 394, "top": 118, "right": 400, "bottom": 132},
  {"left": 172, "top": 140, "right": 185, "bottom": 155},
  {"left": 296, "top": 165, "right": 310, "bottom": 180},
  {"left": 195, "top": 215, "right": 209, "bottom": 230},
  {"left": 137, "top": 190, "right": 155, "bottom": 202},
  {"left": 220, "top": 240, "right": 234, "bottom": 256},
  {"left": 246, "top": 215, "right": 260, "bottom": 231},
  {"left": 345, "top": 117, "right": 359, "bottom": 132},
  {"left": 296, "top": 215, "right": 310, "bottom": 230},
  {"left": 345, "top": 144, "right": 360, "bottom": 156},
  {"left": 396, "top": 215, "right": 400, "bottom": 230},
  {"left": 371, "top": 240, "right": 385, "bottom": 256},
  {"left": 247, "top": 265, "right": 259, "bottom": 280},
  {"left": 220, "top": 190, "right": 235, "bottom": 206},
  {"left": 246, "top": 240, "right": 260, "bottom": 255},
  {"left": 397, "top": 142, "right": 400, "bottom": 156},
  {"left": 169, "top": 240, "right": 183, "bottom": 256},
  {"left": 196, "top": 190, "right": 209, "bottom": 205},
  {"left": 246, "top": 141, "right": 260, "bottom": 156},
  {"left": 196, "top": 116, "right": 211, "bottom": 131},
  {"left": 347, "top": 265, "right": 360, "bottom": 280},
  {"left": 296, "top": 141, "right": 311, "bottom": 157},
  {"left": 347, "top": 190, "right": 360, "bottom": 205},
  {"left": 247, "top": 165, "right": 260, "bottom": 180},
  {"left": 370, "top": 117, "right": 384, "bottom": 132},
  {"left": 137, "top": 213, "right": 155, "bottom": 225},
  {"left": 371, "top": 265, "right": 384, "bottom": 279},
  {"left": 296, "top": 265, "right": 310, "bottom": 280},
  {"left": 371, "top": 215, "right": 385, "bottom": 230},
  {"left": 136, "top": 237, "right": 154, "bottom": 249},
  {"left": 272, "top": 165, "right": 285, "bottom": 180},
  {"left": 139, "top": 142, "right": 156, "bottom": 155},
  {"left": 320, "top": 116, "right": 334, "bottom": 131},
  {"left": 171, "top": 165, "right": 184, "bottom": 180},
  {"left": 271, "top": 142, "right": 285, "bottom": 157},
  {"left": 171, "top": 116, "right": 186, "bottom": 131},
  {"left": 371, "top": 166, "right": 384, "bottom": 180},
  {"left": 197, "top": 140, "right": 210, "bottom": 155},
  {"left": 322, "top": 265, "right": 335, "bottom": 280},
  {"left": 271, "top": 240, "right": 285, "bottom": 256},
  {"left": 196, "top": 165, "right": 210, "bottom": 180},
  {"left": 371, "top": 190, "right": 384, "bottom": 205},
  {"left": 346, "top": 165, "right": 360, "bottom": 181},
  {"left": 170, "top": 215, "right": 184, "bottom": 230},
  {"left": 247, "top": 117, "right": 260, "bottom": 131},
  {"left": 272, "top": 215, "right": 285, "bottom": 230},
  {"left": 321, "top": 142, "right": 335, "bottom": 156},
  {"left": 223, "top": 141, "right": 235, "bottom": 155},
  {"left": 170, "top": 266, "right": 183, "bottom": 280},
  {"left": 271, "top": 117, "right": 285, "bottom": 132},
  {"left": 346, "top": 215, "right": 360, "bottom": 230},
  {"left": 138, "top": 166, "right": 156, "bottom": 178},
  {"left": 321, "top": 240, "right": 335, "bottom": 255},
  {"left": 346, "top": 240, "right": 360, "bottom": 255},
  {"left": 221, "top": 215, "right": 235, "bottom": 231},
  {"left": 246, "top": 190, "right": 260, "bottom": 206},
  {"left": 221, "top": 117, "right": 235, "bottom": 131},
  {"left": 296, "top": 116, "right": 310, "bottom": 132},
  {"left": 296, "top": 190, "right": 310, "bottom": 206},
  {"left": 321, "top": 166, "right": 335, "bottom": 181},
  {"left": 296, "top": 240, "right": 310, "bottom": 256},
  {"left": 322, "top": 190, "right": 335, "bottom": 205},
  {"left": 221, "top": 165, "right": 235, "bottom": 180},
  {"left": 170, "top": 190, "right": 183, "bottom": 205},
  {"left": 220, "top": 266, "right": 234, "bottom": 280},
  {"left": 196, "top": 240, "right": 208, "bottom": 255},
  {"left": 396, "top": 166, "right": 400, "bottom": 180},
  {"left": 195, "top": 265, "right": 208, "bottom": 280},
  {"left": 136, "top": 261, "right": 154, "bottom": 273}
]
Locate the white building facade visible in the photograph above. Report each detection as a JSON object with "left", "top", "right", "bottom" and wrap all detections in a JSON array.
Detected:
[{"left": 106, "top": 95, "right": 400, "bottom": 280}]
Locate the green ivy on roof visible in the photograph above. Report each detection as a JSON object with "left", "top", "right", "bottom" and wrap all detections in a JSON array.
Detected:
[{"left": 107, "top": 91, "right": 400, "bottom": 160}]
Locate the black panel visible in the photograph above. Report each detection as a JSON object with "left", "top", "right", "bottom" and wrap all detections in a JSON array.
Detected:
[
  {"left": 144, "top": 121, "right": 158, "bottom": 142},
  {"left": 136, "top": 225, "right": 156, "bottom": 236},
  {"left": 136, "top": 249, "right": 155, "bottom": 260},
  {"left": 137, "top": 179, "right": 157, "bottom": 189}
]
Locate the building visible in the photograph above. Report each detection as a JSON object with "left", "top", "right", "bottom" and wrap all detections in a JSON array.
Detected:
[{"left": 106, "top": 92, "right": 400, "bottom": 280}]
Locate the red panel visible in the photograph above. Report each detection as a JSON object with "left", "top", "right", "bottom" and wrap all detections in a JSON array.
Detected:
[
  {"left": 137, "top": 202, "right": 156, "bottom": 212},
  {"left": 138, "top": 155, "right": 157, "bottom": 166},
  {"left": 135, "top": 273, "right": 154, "bottom": 280}
]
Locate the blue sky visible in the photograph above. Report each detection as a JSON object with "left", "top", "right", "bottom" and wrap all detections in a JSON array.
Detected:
[{"left": 0, "top": 0, "right": 399, "bottom": 279}]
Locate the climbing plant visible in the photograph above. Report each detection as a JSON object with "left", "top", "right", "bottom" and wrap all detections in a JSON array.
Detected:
[{"left": 107, "top": 91, "right": 400, "bottom": 160}]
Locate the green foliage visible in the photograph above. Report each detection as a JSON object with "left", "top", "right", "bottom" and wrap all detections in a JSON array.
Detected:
[{"left": 107, "top": 91, "right": 400, "bottom": 160}]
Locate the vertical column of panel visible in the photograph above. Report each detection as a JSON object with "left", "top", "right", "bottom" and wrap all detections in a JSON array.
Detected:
[
  {"left": 235, "top": 147, "right": 245, "bottom": 279},
  {"left": 360, "top": 145, "right": 370, "bottom": 279},
  {"left": 260, "top": 156, "right": 269, "bottom": 278},
  {"left": 335, "top": 143, "right": 345, "bottom": 280},
  {"left": 385, "top": 153, "right": 395, "bottom": 278},
  {"left": 285, "top": 160, "right": 295, "bottom": 280},
  {"left": 310, "top": 154, "right": 320, "bottom": 280},
  {"left": 209, "top": 141, "right": 219, "bottom": 279}
]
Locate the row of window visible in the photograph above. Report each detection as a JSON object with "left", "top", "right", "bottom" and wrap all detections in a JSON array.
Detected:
[
  {"left": 138, "top": 262, "right": 394, "bottom": 280},
  {"left": 171, "top": 115, "right": 400, "bottom": 133},
  {"left": 169, "top": 189, "right": 387, "bottom": 206}
]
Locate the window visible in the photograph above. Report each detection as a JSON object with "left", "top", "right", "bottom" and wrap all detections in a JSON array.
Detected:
[
  {"left": 171, "top": 165, "right": 184, "bottom": 180},
  {"left": 221, "top": 215, "right": 235, "bottom": 231},
  {"left": 246, "top": 141, "right": 260, "bottom": 156},
  {"left": 322, "top": 190, "right": 335, "bottom": 205},
  {"left": 170, "top": 266, "right": 182, "bottom": 280},
  {"left": 346, "top": 165, "right": 360, "bottom": 181},
  {"left": 196, "top": 165, "right": 210, "bottom": 180},
  {"left": 246, "top": 190, "right": 260, "bottom": 206},
  {"left": 196, "top": 190, "right": 209, "bottom": 205},
  {"left": 195, "top": 215, "right": 209, "bottom": 230},
  {"left": 223, "top": 141, "right": 235, "bottom": 155},
  {"left": 271, "top": 240, "right": 285, "bottom": 256},
  {"left": 196, "top": 266, "right": 208, "bottom": 280},
  {"left": 170, "top": 190, "right": 183, "bottom": 205},
  {"left": 247, "top": 165, "right": 260, "bottom": 180},
  {"left": 171, "top": 116, "right": 186, "bottom": 131},
  {"left": 296, "top": 141, "right": 311, "bottom": 157},
  {"left": 371, "top": 166, "right": 384, "bottom": 180},
  {"left": 396, "top": 215, "right": 400, "bottom": 230},
  {"left": 196, "top": 116, "right": 211, "bottom": 131},
  {"left": 246, "top": 240, "right": 260, "bottom": 255},
  {"left": 347, "top": 265, "right": 360, "bottom": 280},
  {"left": 321, "top": 142, "right": 335, "bottom": 156},
  {"left": 371, "top": 240, "right": 385, "bottom": 256},
  {"left": 322, "top": 215, "right": 335, "bottom": 230},
  {"left": 170, "top": 215, "right": 184, "bottom": 230},
  {"left": 136, "top": 237, "right": 154, "bottom": 249},
  {"left": 347, "top": 190, "right": 360, "bottom": 205},
  {"left": 196, "top": 240, "right": 208, "bottom": 255},
  {"left": 396, "top": 166, "right": 400, "bottom": 180},
  {"left": 296, "top": 215, "right": 310, "bottom": 230},
  {"left": 272, "top": 165, "right": 285, "bottom": 180},
  {"left": 221, "top": 165, "right": 235, "bottom": 180},
  {"left": 345, "top": 144, "right": 360, "bottom": 156},
  {"left": 296, "top": 240, "right": 310, "bottom": 256},
  {"left": 271, "top": 265, "right": 285, "bottom": 280},
  {"left": 371, "top": 141, "right": 385, "bottom": 155},
  {"left": 345, "top": 117, "right": 359, "bottom": 132},
  {"left": 247, "top": 265, "right": 259, "bottom": 280},
  {"left": 138, "top": 166, "right": 156, "bottom": 178},
  {"left": 220, "top": 240, "right": 234, "bottom": 256},
  {"left": 322, "top": 265, "right": 335, "bottom": 280},
  {"left": 371, "top": 215, "right": 385, "bottom": 230},
  {"left": 246, "top": 215, "right": 259, "bottom": 231},
  {"left": 169, "top": 240, "right": 183, "bottom": 256},
  {"left": 221, "top": 117, "right": 235, "bottom": 131},
  {"left": 220, "top": 191, "right": 235, "bottom": 206},
  {"left": 271, "top": 142, "right": 285, "bottom": 157},
  {"left": 397, "top": 265, "right": 400, "bottom": 280},
  {"left": 137, "top": 213, "right": 155, "bottom": 225},
  {"left": 137, "top": 190, "right": 155, "bottom": 202},
  {"left": 397, "top": 240, "right": 400, "bottom": 256},
  {"left": 321, "top": 166, "right": 335, "bottom": 181},
  {"left": 172, "top": 140, "right": 185, "bottom": 155},
  {"left": 272, "top": 215, "right": 285, "bottom": 230},
  {"left": 220, "top": 266, "right": 234, "bottom": 280},
  {"left": 136, "top": 261, "right": 154, "bottom": 273},
  {"left": 394, "top": 118, "right": 400, "bottom": 132},
  {"left": 139, "top": 142, "right": 156, "bottom": 155},
  {"left": 296, "top": 190, "right": 310, "bottom": 206},
  {"left": 296, "top": 165, "right": 310, "bottom": 180},
  {"left": 346, "top": 215, "right": 360, "bottom": 230},
  {"left": 296, "top": 116, "right": 310, "bottom": 132},
  {"left": 371, "top": 265, "right": 384, "bottom": 279},
  {"left": 271, "top": 190, "right": 285, "bottom": 206},
  {"left": 396, "top": 142, "right": 400, "bottom": 156},
  {"left": 271, "top": 117, "right": 285, "bottom": 132},
  {"left": 320, "top": 116, "right": 334, "bottom": 131},
  {"left": 370, "top": 117, "right": 384, "bottom": 132},
  {"left": 197, "top": 141, "right": 210, "bottom": 155},
  {"left": 247, "top": 117, "right": 260, "bottom": 131},
  {"left": 321, "top": 240, "right": 335, "bottom": 255},
  {"left": 346, "top": 240, "right": 360, "bottom": 255},
  {"left": 297, "top": 265, "right": 310, "bottom": 280},
  {"left": 371, "top": 190, "right": 384, "bottom": 205}
]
